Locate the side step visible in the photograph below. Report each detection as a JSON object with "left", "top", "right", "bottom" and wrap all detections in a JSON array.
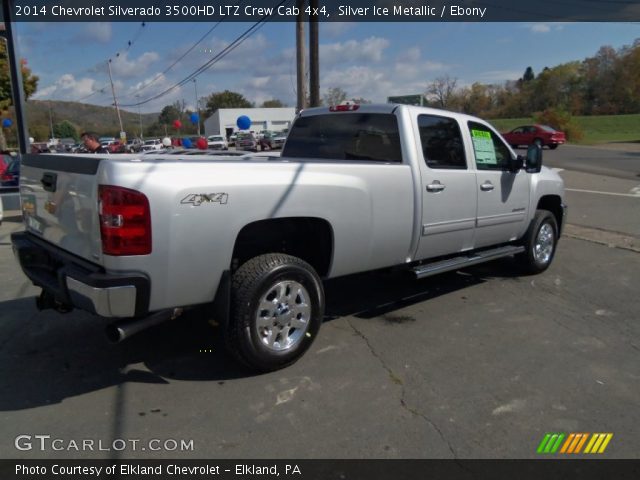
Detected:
[{"left": 412, "top": 245, "right": 525, "bottom": 279}]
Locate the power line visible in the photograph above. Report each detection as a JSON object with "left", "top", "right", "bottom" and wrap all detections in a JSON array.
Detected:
[{"left": 121, "top": 0, "right": 291, "bottom": 108}]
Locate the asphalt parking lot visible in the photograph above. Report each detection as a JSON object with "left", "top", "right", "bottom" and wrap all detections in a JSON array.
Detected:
[{"left": 0, "top": 149, "right": 638, "bottom": 460}]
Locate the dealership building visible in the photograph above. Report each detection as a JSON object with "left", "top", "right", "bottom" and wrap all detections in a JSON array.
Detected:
[{"left": 204, "top": 108, "right": 296, "bottom": 138}]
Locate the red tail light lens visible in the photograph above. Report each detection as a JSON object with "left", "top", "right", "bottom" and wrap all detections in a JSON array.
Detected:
[
  {"left": 329, "top": 104, "right": 360, "bottom": 112},
  {"left": 99, "top": 185, "right": 152, "bottom": 255}
]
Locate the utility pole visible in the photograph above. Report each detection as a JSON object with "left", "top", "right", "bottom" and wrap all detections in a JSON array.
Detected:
[
  {"left": 309, "top": 0, "right": 320, "bottom": 107},
  {"left": 193, "top": 78, "right": 200, "bottom": 136},
  {"left": 135, "top": 95, "right": 143, "bottom": 139},
  {"left": 107, "top": 59, "right": 125, "bottom": 140},
  {"left": 295, "top": 0, "right": 307, "bottom": 113},
  {"left": 48, "top": 101, "right": 55, "bottom": 141}
]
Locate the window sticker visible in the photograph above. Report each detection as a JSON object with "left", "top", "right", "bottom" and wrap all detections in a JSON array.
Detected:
[{"left": 471, "top": 129, "right": 497, "bottom": 165}]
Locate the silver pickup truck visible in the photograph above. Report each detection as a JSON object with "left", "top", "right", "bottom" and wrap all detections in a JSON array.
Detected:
[{"left": 12, "top": 104, "right": 566, "bottom": 371}]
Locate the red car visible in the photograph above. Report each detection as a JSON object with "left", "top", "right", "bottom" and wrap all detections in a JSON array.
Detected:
[{"left": 501, "top": 124, "right": 566, "bottom": 150}]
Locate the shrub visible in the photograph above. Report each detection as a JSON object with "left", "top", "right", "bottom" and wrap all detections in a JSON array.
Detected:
[{"left": 533, "top": 108, "right": 583, "bottom": 141}]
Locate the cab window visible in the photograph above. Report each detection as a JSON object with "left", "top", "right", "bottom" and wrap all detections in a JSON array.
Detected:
[
  {"left": 467, "top": 121, "right": 512, "bottom": 171},
  {"left": 418, "top": 115, "right": 466, "bottom": 169}
]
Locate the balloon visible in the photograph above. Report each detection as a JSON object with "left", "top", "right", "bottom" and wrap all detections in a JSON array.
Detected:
[
  {"left": 29, "top": 137, "right": 35, "bottom": 144},
  {"left": 189, "top": 113, "right": 199, "bottom": 124},
  {"left": 2, "top": 118, "right": 13, "bottom": 128},
  {"left": 196, "top": 137, "right": 208, "bottom": 150},
  {"left": 173, "top": 119, "right": 182, "bottom": 129},
  {"left": 236, "top": 115, "right": 251, "bottom": 130},
  {"left": 162, "top": 137, "right": 172, "bottom": 147},
  {"left": 182, "top": 137, "right": 193, "bottom": 148}
]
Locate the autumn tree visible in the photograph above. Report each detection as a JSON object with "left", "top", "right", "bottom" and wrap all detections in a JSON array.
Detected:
[
  {"left": 0, "top": 40, "right": 39, "bottom": 149},
  {"left": 426, "top": 75, "right": 458, "bottom": 109},
  {"left": 323, "top": 87, "right": 347, "bottom": 106}
]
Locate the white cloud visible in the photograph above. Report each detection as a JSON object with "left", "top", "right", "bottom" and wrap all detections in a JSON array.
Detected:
[
  {"left": 74, "top": 22, "right": 112, "bottom": 43},
  {"left": 32, "top": 74, "right": 100, "bottom": 100},
  {"left": 109, "top": 51, "right": 160, "bottom": 79},
  {"left": 320, "top": 37, "right": 390, "bottom": 66},
  {"left": 528, "top": 23, "right": 566, "bottom": 34}
]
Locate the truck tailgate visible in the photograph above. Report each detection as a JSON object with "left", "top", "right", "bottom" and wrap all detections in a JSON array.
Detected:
[{"left": 19, "top": 154, "right": 103, "bottom": 263}]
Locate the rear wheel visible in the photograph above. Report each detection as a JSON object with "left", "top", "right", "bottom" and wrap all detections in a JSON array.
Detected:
[
  {"left": 226, "top": 253, "right": 324, "bottom": 372},
  {"left": 549, "top": 144, "right": 558, "bottom": 150},
  {"left": 517, "top": 210, "right": 559, "bottom": 274}
]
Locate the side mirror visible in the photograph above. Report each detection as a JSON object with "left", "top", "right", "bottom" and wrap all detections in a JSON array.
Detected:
[
  {"left": 508, "top": 155, "right": 523, "bottom": 173},
  {"left": 525, "top": 144, "right": 542, "bottom": 173}
]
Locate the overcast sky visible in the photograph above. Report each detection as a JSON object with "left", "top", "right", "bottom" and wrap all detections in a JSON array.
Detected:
[{"left": 14, "top": 21, "right": 640, "bottom": 114}]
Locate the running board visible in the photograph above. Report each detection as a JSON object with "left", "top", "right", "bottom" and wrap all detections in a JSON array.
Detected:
[{"left": 412, "top": 245, "right": 525, "bottom": 279}]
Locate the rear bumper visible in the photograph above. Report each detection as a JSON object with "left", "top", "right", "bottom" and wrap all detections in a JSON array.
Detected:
[{"left": 11, "top": 231, "right": 150, "bottom": 318}]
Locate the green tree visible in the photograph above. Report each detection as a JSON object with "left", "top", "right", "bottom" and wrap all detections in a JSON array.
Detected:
[
  {"left": 53, "top": 120, "right": 79, "bottom": 140},
  {"left": 522, "top": 66, "right": 535, "bottom": 82},
  {"left": 204, "top": 90, "right": 252, "bottom": 117},
  {"left": 261, "top": 99, "right": 286, "bottom": 108},
  {"left": 1, "top": 41, "right": 39, "bottom": 149}
]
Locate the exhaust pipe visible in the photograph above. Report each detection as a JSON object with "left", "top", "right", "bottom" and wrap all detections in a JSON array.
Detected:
[{"left": 106, "top": 308, "right": 183, "bottom": 343}]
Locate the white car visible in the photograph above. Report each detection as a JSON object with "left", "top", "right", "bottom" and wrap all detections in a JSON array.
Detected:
[
  {"left": 141, "top": 139, "right": 163, "bottom": 151},
  {"left": 207, "top": 135, "right": 228, "bottom": 150}
]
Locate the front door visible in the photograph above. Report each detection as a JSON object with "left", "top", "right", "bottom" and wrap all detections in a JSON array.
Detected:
[{"left": 467, "top": 121, "right": 530, "bottom": 248}]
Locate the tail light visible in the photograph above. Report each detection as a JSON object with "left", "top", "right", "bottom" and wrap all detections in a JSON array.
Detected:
[
  {"left": 329, "top": 104, "right": 360, "bottom": 112},
  {"left": 99, "top": 185, "right": 152, "bottom": 255},
  {"left": 1, "top": 173, "right": 14, "bottom": 182}
]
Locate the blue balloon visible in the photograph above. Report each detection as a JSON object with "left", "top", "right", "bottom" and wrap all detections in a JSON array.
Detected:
[
  {"left": 182, "top": 137, "right": 193, "bottom": 148},
  {"left": 2, "top": 118, "right": 12, "bottom": 128},
  {"left": 189, "top": 113, "right": 199, "bottom": 124},
  {"left": 236, "top": 115, "right": 251, "bottom": 130}
]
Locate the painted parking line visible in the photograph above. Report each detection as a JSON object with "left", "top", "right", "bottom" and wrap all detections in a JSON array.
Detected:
[{"left": 565, "top": 188, "right": 640, "bottom": 198}]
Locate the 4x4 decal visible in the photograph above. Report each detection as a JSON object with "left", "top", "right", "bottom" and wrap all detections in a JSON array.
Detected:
[{"left": 180, "top": 193, "right": 229, "bottom": 206}]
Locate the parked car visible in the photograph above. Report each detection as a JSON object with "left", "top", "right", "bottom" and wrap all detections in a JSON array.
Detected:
[
  {"left": 228, "top": 133, "right": 238, "bottom": 146},
  {"left": 236, "top": 132, "right": 258, "bottom": 151},
  {"left": 140, "top": 139, "right": 163, "bottom": 151},
  {"left": 207, "top": 135, "right": 228, "bottom": 150},
  {"left": 1, "top": 157, "right": 20, "bottom": 187},
  {"left": 271, "top": 131, "right": 287, "bottom": 149},
  {"left": 0, "top": 152, "right": 12, "bottom": 176},
  {"left": 126, "top": 138, "right": 143, "bottom": 153},
  {"left": 501, "top": 125, "right": 566, "bottom": 150}
]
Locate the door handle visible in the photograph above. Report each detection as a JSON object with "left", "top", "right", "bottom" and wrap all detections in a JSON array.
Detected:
[
  {"left": 480, "top": 182, "right": 494, "bottom": 191},
  {"left": 426, "top": 181, "right": 446, "bottom": 192}
]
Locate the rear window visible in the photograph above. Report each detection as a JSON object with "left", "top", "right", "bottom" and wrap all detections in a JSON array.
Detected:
[{"left": 283, "top": 113, "right": 402, "bottom": 162}]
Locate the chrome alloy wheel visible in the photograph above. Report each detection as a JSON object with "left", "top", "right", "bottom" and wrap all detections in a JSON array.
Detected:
[
  {"left": 256, "top": 280, "right": 311, "bottom": 352},
  {"left": 533, "top": 223, "right": 554, "bottom": 265}
]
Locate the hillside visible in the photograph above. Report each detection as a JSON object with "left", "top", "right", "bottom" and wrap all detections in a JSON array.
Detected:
[{"left": 25, "top": 100, "right": 159, "bottom": 140}]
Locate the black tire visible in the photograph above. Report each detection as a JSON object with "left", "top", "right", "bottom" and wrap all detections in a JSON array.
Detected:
[
  {"left": 517, "top": 210, "right": 559, "bottom": 274},
  {"left": 226, "top": 253, "right": 324, "bottom": 372},
  {"left": 549, "top": 144, "right": 558, "bottom": 150}
]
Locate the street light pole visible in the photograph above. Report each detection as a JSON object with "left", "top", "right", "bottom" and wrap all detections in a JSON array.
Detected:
[
  {"left": 193, "top": 78, "right": 200, "bottom": 136},
  {"left": 107, "top": 59, "right": 125, "bottom": 140}
]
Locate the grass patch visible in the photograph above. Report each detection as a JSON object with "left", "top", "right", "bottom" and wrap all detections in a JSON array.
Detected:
[{"left": 488, "top": 114, "right": 640, "bottom": 145}]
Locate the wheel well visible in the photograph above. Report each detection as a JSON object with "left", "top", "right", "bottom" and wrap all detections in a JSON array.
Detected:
[
  {"left": 537, "top": 195, "right": 563, "bottom": 231},
  {"left": 232, "top": 217, "right": 333, "bottom": 277}
]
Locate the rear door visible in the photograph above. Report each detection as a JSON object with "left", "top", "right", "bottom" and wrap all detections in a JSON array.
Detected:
[
  {"left": 466, "top": 122, "right": 530, "bottom": 248},
  {"left": 414, "top": 113, "right": 477, "bottom": 260}
]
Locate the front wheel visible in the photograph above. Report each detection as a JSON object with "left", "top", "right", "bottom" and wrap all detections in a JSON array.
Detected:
[
  {"left": 517, "top": 210, "right": 559, "bottom": 274},
  {"left": 226, "top": 254, "right": 324, "bottom": 372}
]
